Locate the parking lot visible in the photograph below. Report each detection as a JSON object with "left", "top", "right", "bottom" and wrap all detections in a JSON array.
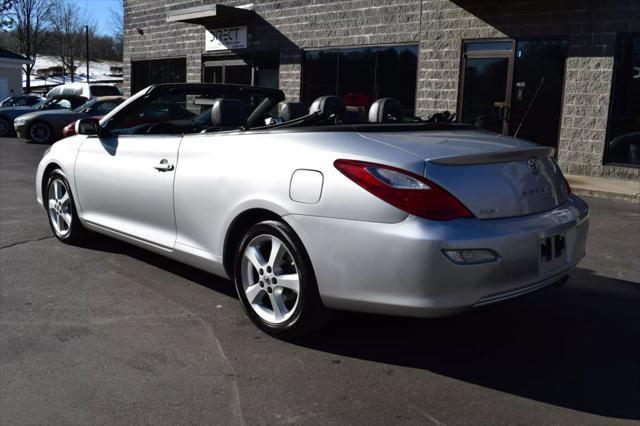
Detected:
[{"left": 1, "top": 136, "right": 639, "bottom": 425}]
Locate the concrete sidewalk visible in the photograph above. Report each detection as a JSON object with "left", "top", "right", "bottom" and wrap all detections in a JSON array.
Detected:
[{"left": 566, "top": 174, "right": 640, "bottom": 204}]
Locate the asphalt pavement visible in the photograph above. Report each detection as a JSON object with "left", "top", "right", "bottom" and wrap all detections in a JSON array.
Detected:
[{"left": 1, "top": 137, "right": 639, "bottom": 425}]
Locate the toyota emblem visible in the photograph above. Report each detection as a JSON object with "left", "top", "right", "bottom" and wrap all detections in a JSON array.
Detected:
[{"left": 527, "top": 158, "right": 540, "bottom": 175}]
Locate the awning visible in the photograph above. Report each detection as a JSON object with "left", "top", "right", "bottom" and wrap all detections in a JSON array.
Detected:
[{"left": 166, "top": 4, "right": 255, "bottom": 27}]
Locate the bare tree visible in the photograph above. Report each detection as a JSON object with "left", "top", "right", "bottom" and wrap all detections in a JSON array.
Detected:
[
  {"left": 10, "top": 0, "right": 56, "bottom": 91},
  {"left": 108, "top": 0, "right": 123, "bottom": 58},
  {"left": 51, "top": 0, "right": 94, "bottom": 82},
  {"left": 1, "top": 0, "right": 13, "bottom": 32}
]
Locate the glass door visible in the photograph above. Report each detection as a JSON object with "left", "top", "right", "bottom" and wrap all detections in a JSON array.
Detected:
[
  {"left": 459, "top": 39, "right": 568, "bottom": 147},
  {"left": 460, "top": 56, "right": 511, "bottom": 134},
  {"left": 459, "top": 41, "right": 514, "bottom": 135},
  {"left": 202, "top": 59, "right": 252, "bottom": 85},
  {"left": 510, "top": 40, "right": 568, "bottom": 147}
]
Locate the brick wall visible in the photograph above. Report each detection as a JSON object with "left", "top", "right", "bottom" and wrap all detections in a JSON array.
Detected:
[
  {"left": 417, "top": 0, "right": 640, "bottom": 179},
  {"left": 124, "top": 0, "right": 640, "bottom": 181}
]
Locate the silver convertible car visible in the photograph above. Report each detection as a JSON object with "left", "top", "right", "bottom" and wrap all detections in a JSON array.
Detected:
[{"left": 36, "top": 83, "right": 589, "bottom": 338}]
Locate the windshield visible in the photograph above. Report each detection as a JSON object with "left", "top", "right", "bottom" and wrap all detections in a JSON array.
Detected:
[
  {"left": 35, "top": 98, "right": 53, "bottom": 109},
  {"left": 106, "top": 85, "right": 284, "bottom": 135},
  {"left": 0, "top": 97, "right": 15, "bottom": 107},
  {"left": 73, "top": 99, "right": 97, "bottom": 113}
]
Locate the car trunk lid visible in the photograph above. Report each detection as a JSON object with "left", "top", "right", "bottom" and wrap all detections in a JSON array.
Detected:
[{"left": 359, "top": 130, "right": 568, "bottom": 219}]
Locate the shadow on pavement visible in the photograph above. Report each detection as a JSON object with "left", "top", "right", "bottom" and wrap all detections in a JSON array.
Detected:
[
  {"left": 76, "top": 234, "right": 238, "bottom": 299},
  {"left": 72, "top": 233, "right": 640, "bottom": 420},
  {"left": 301, "top": 267, "right": 640, "bottom": 420}
]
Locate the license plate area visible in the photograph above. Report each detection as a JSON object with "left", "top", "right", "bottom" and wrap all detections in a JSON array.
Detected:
[{"left": 538, "top": 233, "right": 567, "bottom": 275}]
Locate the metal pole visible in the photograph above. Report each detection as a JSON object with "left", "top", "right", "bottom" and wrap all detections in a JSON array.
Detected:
[{"left": 85, "top": 25, "right": 90, "bottom": 83}]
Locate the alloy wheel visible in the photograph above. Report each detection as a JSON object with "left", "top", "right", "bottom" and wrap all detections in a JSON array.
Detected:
[
  {"left": 47, "top": 178, "right": 72, "bottom": 237},
  {"left": 30, "top": 122, "right": 50, "bottom": 143},
  {"left": 240, "top": 234, "right": 300, "bottom": 324}
]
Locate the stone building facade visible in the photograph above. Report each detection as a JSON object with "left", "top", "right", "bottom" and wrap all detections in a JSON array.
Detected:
[{"left": 124, "top": 0, "right": 640, "bottom": 181}]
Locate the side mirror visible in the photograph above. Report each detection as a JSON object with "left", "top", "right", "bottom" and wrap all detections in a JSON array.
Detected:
[{"left": 75, "top": 118, "right": 99, "bottom": 135}]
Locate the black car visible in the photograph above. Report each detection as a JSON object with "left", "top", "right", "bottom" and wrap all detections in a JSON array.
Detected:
[{"left": 0, "top": 95, "right": 87, "bottom": 137}]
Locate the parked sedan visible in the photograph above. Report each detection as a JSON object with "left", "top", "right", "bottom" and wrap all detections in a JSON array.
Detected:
[
  {"left": 15, "top": 96, "right": 126, "bottom": 143},
  {"left": 0, "top": 95, "right": 86, "bottom": 138},
  {"left": 36, "top": 83, "right": 589, "bottom": 338}
]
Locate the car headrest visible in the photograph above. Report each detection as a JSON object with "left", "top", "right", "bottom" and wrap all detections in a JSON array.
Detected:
[
  {"left": 210, "top": 98, "right": 247, "bottom": 128},
  {"left": 279, "top": 102, "right": 308, "bottom": 122},
  {"left": 368, "top": 98, "right": 403, "bottom": 123},
  {"left": 309, "top": 96, "right": 346, "bottom": 123}
]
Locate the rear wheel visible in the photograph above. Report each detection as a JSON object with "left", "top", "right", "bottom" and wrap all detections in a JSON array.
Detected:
[
  {"left": 45, "top": 170, "right": 88, "bottom": 243},
  {"left": 29, "top": 121, "right": 53, "bottom": 143},
  {"left": 234, "top": 220, "right": 329, "bottom": 338}
]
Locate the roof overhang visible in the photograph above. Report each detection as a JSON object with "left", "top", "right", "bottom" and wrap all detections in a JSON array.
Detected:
[
  {"left": 166, "top": 4, "right": 255, "bottom": 27},
  {"left": 0, "top": 57, "right": 34, "bottom": 66}
]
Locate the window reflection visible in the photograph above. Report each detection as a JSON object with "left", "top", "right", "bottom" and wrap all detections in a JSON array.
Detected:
[
  {"left": 132, "top": 58, "right": 186, "bottom": 94},
  {"left": 607, "top": 34, "right": 640, "bottom": 166},
  {"left": 303, "top": 46, "right": 418, "bottom": 115}
]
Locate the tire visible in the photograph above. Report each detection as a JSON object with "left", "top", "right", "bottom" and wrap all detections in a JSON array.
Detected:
[
  {"left": 233, "top": 220, "right": 329, "bottom": 339},
  {"left": 45, "top": 170, "right": 89, "bottom": 244},
  {"left": 0, "top": 117, "right": 12, "bottom": 137},
  {"left": 29, "top": 121, "right": 54, "bottom": 144}
]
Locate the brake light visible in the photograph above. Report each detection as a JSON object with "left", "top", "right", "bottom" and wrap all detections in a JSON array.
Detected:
[{"left": 334, "top": 159, "right": 473, "bottom": 220}]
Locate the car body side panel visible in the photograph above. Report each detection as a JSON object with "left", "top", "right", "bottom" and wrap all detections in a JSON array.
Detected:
[
  {"left": 74, "top": 135, "right": 180, "bottom": 248},
  {"left": 173, "top": 131, "right": 424, "bottom": 259},
  {"left": 35, "top": 135, "right": 86, "bottom": 207}
]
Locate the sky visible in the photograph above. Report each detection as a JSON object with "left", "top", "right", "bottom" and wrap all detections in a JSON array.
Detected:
[{"left": 75, "top": 0, "right": 121, "bottom": 37}]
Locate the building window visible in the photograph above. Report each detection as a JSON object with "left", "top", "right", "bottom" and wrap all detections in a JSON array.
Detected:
[
  {"left": 302, "top": 45, "right": 418, "bottom": 115},
  {"left": 606, "top": 34, "right": 640, "bottom": 166},
  {"left": 131, "top": 58, "right": 186, "bottom": 94},
  {"left": 202, "top": 52, "right": 279, "bottom": 89}
]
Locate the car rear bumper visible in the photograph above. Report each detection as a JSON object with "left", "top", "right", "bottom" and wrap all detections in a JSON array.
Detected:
[{"left": 285, "top": 194, "right": 589, "bottom": 317}]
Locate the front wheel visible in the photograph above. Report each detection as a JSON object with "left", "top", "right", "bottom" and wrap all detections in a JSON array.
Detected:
[
  {"left": 234, "top": 220, "right": 329, "bottom": 339},
  {"left": 45, "top": 170, "right": 89, "bottom": 243},
  {"left": 29, "top": 121, "right": 53, "bottom": 143}
]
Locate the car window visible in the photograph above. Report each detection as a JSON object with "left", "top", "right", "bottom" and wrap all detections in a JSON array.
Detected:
[
  {"left": 74, "top": 99, "right": 97, "bottom": 113},
  {"left": 91, "top": 86, "right": 121, "bottom": 97},
  {"left": 109, "top": 94, "right": 196, "bottom": 135},
  {"left": 15, "top": 98, "right": 29, "bottom": 106},
  {"left": 94, "top": 101, "right": 120, "bottom": 115},
  {"left": 49, "top": 99, "right": 72, "bottom": 109},
  {"left": 107, "top": 86, "right": 281, "bottom": 136}
]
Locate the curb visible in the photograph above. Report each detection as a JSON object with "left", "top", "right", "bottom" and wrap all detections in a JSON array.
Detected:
[{"left": 570, "top": 187, "right": 639, "bottom": 204}]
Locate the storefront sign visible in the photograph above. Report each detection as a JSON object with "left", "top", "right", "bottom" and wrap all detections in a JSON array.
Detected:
[{"left": 205, "top": 26, "right": 247, "bottom": 51}]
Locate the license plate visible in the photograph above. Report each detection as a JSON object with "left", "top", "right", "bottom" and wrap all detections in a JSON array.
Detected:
[{"left": 538, "top": 233, "right": 567, "bottom": 275}]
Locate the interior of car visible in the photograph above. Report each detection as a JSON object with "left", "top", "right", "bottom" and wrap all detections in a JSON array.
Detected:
[{"left": 100, "top": 84, "right": 460, "bottom": 137}]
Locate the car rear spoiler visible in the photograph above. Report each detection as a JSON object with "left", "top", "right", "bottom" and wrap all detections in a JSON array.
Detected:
[{"left": 428, "top": 146, "right": 555, "bottom": 166}]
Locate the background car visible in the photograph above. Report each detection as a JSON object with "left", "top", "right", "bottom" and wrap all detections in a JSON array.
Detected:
[
  {"left": 15, "top": 96, "right": 126, "bottom": 144},
  {"left": 46, "top": 83, "right": 122, "bottom": 99},
  {"left": 0, "top": 95, "right": 87, "bottom": 138},
  {"left": 1, "top": 95, "right": 45, "bottom": 108}
]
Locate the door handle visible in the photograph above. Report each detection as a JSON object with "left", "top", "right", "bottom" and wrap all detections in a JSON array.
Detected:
[{"left": 154, "top": 159, "right": 174, "bottom": 172}]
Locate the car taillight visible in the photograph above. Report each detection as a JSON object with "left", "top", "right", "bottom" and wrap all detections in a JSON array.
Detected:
[{"left": 334, "top": 159, "right": 473, "bottom": 221}]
